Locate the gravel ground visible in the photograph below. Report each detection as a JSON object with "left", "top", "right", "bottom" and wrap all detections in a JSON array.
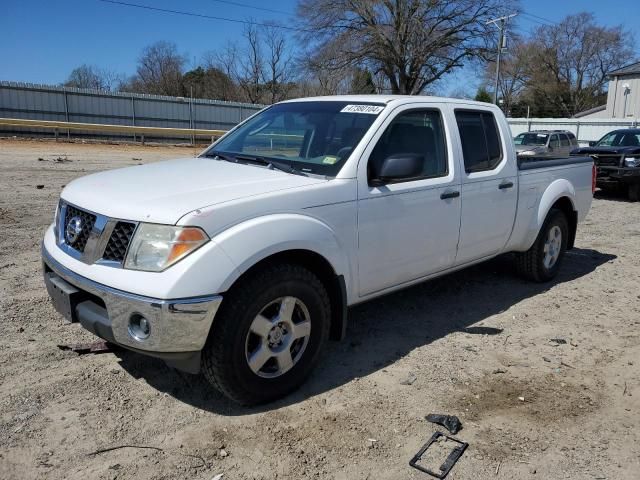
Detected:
[{"left": 1, "top": 138, "right": 639, "bottom": 480}]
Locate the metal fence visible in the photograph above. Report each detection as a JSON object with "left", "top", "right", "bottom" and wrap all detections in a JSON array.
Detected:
[
  {"left": 0, "top": 81, "right": 263, "bottom": 141},
  {"left": 3, "top": 82, "right": 639, "bottom": 147},
  {"left": 507, "top": 117, "right": 639, "bottom": 145}
]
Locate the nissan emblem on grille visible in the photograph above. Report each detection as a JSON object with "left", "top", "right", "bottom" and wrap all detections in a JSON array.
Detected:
[{"left": 65, "top": 216, "right": 84, "bottom": 245}]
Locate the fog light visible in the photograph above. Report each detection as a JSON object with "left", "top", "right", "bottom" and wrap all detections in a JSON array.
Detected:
[{"left": 129, "top": 314, "right": 151, "bottom": 341}]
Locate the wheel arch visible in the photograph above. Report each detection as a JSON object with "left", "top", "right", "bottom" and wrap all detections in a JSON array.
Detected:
[
  {"left": 211, "top": 214, "right": 351, "bottom": 341},
  {"left": 537, "top": 180, "right": 578, "bottom": 250},
  {"left": 222, "top": 249, "right": 348, "bottom": 341},
  {"left": 550, "top": 196, "right": 578, "bottom": 249}
]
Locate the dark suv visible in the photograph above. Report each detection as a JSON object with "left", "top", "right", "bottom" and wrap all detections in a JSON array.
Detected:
[{"left": 571, "top": 129, "right": 640, "bottom": 201}]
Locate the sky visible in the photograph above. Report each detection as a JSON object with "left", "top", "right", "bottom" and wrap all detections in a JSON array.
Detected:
[{"left": 2, "top": 0, "right": 639, "bottom": 96}]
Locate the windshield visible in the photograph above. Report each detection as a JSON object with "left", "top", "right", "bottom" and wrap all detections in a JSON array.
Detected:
[
  {"left": 514, "top": 133, "right": 548, "bottom": 146},
  {"left": 202, "top": 101, "right": 384, "bottom": 176},
  {"left": 596, "top": 131, "right": 640, "bottom": 147}
]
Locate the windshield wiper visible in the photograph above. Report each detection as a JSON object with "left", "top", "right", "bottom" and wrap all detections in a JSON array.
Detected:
[
  {"left": 235, "top": 154, "right": 307, "bottom": 177},
  {"left": 202, "top": 151, "right": 235, "bottom": 162}
]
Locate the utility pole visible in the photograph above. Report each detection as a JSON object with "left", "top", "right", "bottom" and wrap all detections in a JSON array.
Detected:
[{"left": 487, "top": 13, "right": 518, "bottom": 105}]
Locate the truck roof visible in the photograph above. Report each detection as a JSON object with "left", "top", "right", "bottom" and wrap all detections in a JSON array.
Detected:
[
  {"left": 279, "top": 94, "right": 498, "bottom": 108},
  {"left": 519, "top": 130, "right": 575, "bottom": 134}
]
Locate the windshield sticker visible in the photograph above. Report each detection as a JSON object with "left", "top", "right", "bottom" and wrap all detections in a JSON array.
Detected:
[
  {"left": 340, "top": 104, "right": 385, "bottom": 114},
  {"left": 322, "top": 155, "right": 338, "bottom": 164}
]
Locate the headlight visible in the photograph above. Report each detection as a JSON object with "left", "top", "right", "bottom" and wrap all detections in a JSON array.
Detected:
[
  {"left": 624, "top": 157, "right": 640, "bottom": 167},
  {"left": 124, "top": 224, "right": 209, "bottom": 272}
]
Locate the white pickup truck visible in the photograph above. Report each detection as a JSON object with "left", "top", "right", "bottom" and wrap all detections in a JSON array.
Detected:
[{"left": 43, "top": 95, "right": 594, "bottom": 404}]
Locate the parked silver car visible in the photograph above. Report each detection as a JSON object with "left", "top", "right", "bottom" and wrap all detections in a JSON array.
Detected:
[{"left": 515, "top": 130, "right": 578, "bottom": 158}]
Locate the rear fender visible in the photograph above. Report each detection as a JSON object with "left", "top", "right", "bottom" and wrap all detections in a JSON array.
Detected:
[
  {"left": 537, "top": 179, "right": 576, "bottom": 227},
  {"left": 521, "top": 179, "right": 576, "bottom": 251}
]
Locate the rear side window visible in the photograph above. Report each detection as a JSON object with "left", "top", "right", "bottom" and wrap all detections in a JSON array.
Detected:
[
  {"left": 560, "top": 134, "right": 570, "bottom": 147},
  {"left": 455, "top": 110, "right": 503, "bottom": 173}
]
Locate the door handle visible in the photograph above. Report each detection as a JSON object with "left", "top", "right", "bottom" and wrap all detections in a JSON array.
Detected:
[
  {"left": 440, "top": 190, "right": 460, "bottom": 200},
  {"left": 498, "top": 182, "right": 514, "bottom": 190}
]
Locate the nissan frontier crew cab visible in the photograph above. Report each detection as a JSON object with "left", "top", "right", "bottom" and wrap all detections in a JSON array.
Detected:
[{"left": 43, "top": 96, "right": 594, "bottom": 405}]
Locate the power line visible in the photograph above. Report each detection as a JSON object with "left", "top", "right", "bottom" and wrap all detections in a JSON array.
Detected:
[
  {"left": 97, "top": 0, "right": 309, "bottom": 32},
  {"left": 519, "top": 11, "right": 558, "bottom": 26},
  {"left": 209, "top": 0, "right": 293, "bottom": 16}
]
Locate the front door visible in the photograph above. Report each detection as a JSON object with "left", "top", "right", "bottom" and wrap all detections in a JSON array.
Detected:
[
  {"left": 453, "top": 108, "right": 518, "bottom": 265},
  {"left": 357, "top": 106, "right": 461, "bottom": 297}
]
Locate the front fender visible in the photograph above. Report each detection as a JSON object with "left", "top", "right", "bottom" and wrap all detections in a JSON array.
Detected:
[{"left": 210, "top": 213, "right": 349, "bottom": 293}]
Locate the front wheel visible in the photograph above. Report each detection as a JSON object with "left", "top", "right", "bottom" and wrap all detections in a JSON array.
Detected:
[
  {"left": 516, "top": 208, "right": 569, "bottom": 282},
  {"left": 201, "top": 263, "right": 330, "bottom": 405},
  {"left": 628, "top": 184, "right": 640, "bottom": 202}
]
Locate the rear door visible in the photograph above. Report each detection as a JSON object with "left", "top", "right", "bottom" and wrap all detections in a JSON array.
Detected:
[
  {"left": 548, "top": 134, "right": 561, "bottom": 158},
  {"left": 356, "top": 104, "right": 461, "bottom": 296},
  {"left": 559, "top": 134, "right": 573, "bottom": 157},
  {"left": 453, "top": 108, "right": 518, "bottom": 266}
]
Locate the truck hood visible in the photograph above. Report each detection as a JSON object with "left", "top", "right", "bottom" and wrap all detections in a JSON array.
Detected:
[
  {"left": 571, "top": 146, "right": 640, "bottom": 156},
  {"left": 61, "top": 157, "right": 326, "bottom": 224}
]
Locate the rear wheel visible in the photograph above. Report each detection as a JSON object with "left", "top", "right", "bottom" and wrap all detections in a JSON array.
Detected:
[
  {"left": 516, "top": 208, "right": 569, "bottom": 282},
  {"left": 628, "top": 184, "right": 640, "bottom": 202},
  {"left": 201, "top": 263, "right": 330, "bottom": 405}
]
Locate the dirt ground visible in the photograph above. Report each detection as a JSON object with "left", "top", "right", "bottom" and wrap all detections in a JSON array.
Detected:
[{"left": 0, "top": 138, "right": 639, "bottom": 480}]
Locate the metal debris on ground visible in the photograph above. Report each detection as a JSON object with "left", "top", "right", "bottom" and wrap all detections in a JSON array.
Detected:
[
  {"left": 425, "top": 414, "right": 462, "bottom": 435},
  {"left": 550, "top": 338, "right": 567, "bottom": 345},
  {"left": 409, "top": 431, "right": 468, "bottom": 478},
  {"left": 57, "top": 340, "right": 117, "bottom": 355}
]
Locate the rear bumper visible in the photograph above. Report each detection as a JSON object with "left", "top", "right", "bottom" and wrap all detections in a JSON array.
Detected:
[{"left": 42, "top": 244, "right": 222, "bottom": 373}]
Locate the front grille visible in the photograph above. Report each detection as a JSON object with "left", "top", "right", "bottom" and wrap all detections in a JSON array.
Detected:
[
  {"left": 64, "top": 205, "right": 96, "bottom": 253},
  {"left": 592, "top": 155, "right": 622, "bottom": 167},
  {"left": 103, "top": 222, "right": 136, "bottom": 263}
]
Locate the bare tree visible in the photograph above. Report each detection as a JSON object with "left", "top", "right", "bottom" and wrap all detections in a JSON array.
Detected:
[
  {"left": 484, "top": 39, "right": 533, "bottom": 113},
  {"left": 236, "top": 24, "right": 264, "bottom": 103},
  {"left": 296, "top": 0, "right": 515, "bottom": 95},
  {"left": 262, "top": 26, "right": 294, "bottom": 103},
  {"left": 131, "top": 41, "right": 186, "bottom": 96},
  {"left": 64, "top": 64, "right": 124, "bottom": 91},
  {"left": 523, "top": 13, "right": 636, "bottom": 117}
]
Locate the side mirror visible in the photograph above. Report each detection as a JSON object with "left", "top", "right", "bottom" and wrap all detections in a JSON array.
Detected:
[
  {"left": 375, "top": 153, "right": 423, "bottom": 183},
  {"left": 589, "top": 141, "right": 597, "bottom": 147}
]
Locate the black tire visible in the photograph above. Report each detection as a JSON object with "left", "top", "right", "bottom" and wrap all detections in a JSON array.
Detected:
[
  {"left": 628, "top": 184, "right": 640, "bottom": 202},
  {"left": 515, "top": 208, "right": 569, "bottom": 282},
  {"left": 201, "top": 263, "right": 330, "bottom": 405}
]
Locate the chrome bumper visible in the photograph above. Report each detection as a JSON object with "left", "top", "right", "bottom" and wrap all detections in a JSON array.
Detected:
[{"left": 42, "top": 245, "right": 222, "bottom": 356}]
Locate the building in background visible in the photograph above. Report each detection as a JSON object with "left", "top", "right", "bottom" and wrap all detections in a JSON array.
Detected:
[{"left": 576, "top": 61, "right": 640, "bottom": 119}]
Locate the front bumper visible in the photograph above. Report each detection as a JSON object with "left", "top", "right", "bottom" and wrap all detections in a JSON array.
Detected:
[
  {"left": 42, "top": 244, "right": 222, "bottom": 373},
  {"left": 596, "top": 165, "right": 640, "bottom": 186}
]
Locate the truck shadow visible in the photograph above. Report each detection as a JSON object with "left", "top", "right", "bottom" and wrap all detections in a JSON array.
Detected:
[{"left": 114, "top": 247, "right": 615, "bottom": 414}]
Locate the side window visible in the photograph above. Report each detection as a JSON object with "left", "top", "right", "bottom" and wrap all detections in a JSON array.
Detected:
[
  {"left": 567, "top": 132, "right": 578, "bottom": 145},
  {"left": 455, "top": 110, "right": 503, "bottom": 173},
  {"left": 549, "top": 134, "right": 560, "bottom": 148},
  {"left": 560, "top": 134, "right": 571, "bottom": 147},
  {"left": 369, "top": 109, "right": 448, "bottom": 182}
]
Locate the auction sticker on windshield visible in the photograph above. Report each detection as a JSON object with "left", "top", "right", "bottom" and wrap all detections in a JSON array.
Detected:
[{"left": 340, "top": 105, "right": 385, "bottom": 114}]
